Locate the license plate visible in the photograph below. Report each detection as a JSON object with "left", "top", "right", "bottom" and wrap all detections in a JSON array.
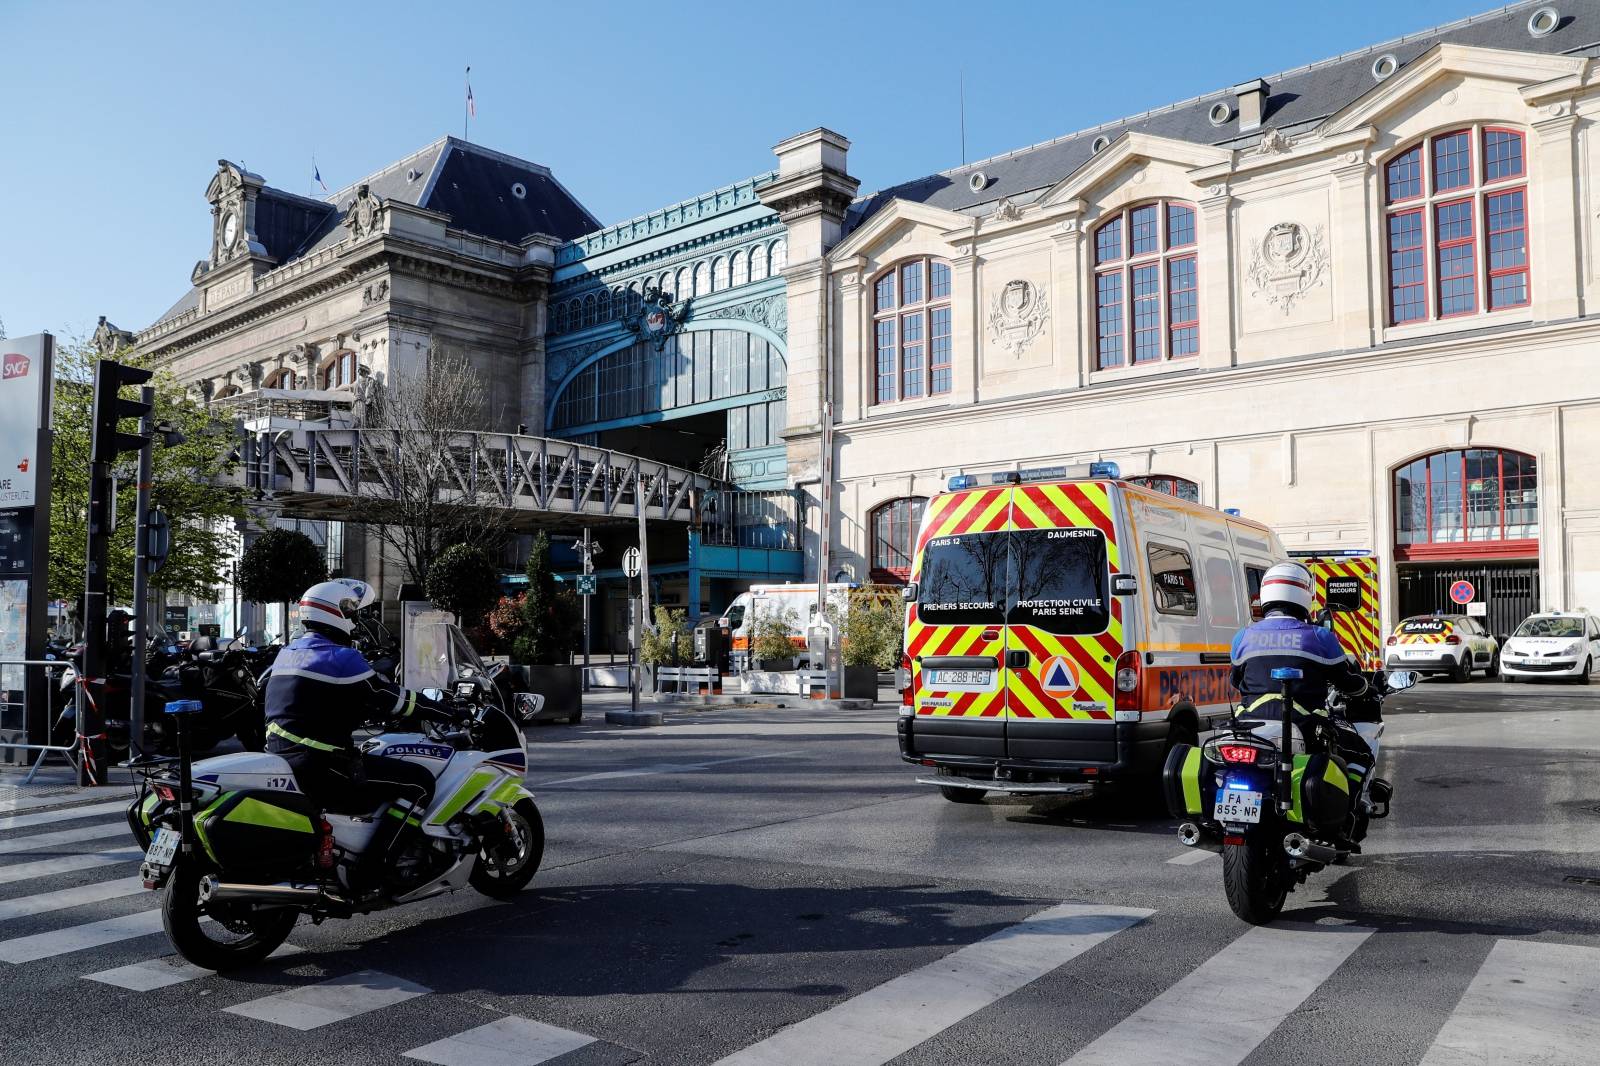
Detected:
[
  {"left": 1405, "top": 647, "right": 1435, "bottom": 657},
  {"left": 1213, "top": 789, "right": 1263, "bottom": 824},
  {"left": 144, "top": 827, "right": 179, "bottom": 867},
  {"left": 928, "top": 669, "right": 992, "bottom": 689}
]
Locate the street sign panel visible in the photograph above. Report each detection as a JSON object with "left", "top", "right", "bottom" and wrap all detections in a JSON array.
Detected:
[
  {"left": 623, "top": 546, "right": 641, "bottom": 578},
  {"left": 1466, "top": 601, "right": 1487, "bottom": 617},
  {"left": 145, "top": 509, "right": 170, "bottom": 574},
  {"left": 1449, "top": 580, "right": 1476, "bottom": 604},
  {"left": 576, "top": 574, "right": 597, "bottom": 596}
]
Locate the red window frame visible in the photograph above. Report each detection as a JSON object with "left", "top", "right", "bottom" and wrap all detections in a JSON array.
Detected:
[
  {"left": 871, "top": 258, "right": 953, "bottom": 405},
  {"left": 1382, "top": 126, "right": 1530, "bottom": 326},
  {"left": 870, "top": 497, "right": 927, "bottom": 582},
  {"left": 1393, "top": 448, "right": 1538, "bottom": 561},
  {"left": 1093, "top": 200, "right": 1198, "bottom": 369}
]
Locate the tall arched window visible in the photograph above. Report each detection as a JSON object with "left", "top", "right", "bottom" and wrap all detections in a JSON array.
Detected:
[
  {"left": 676, "top": 267, "right": 691, "bottom": 299},
  {"left": 319, "top": 350, "right": 357, "bottom": 389},
  {"left": 770, "top": 239, "right": 787, "bottom": 273},
  {"left": 712, "top": 256, "right": 729, "bottom": 291},
  {"left": 750, "top": 244, "right": 769, "bottom": 282},
  {"left": 730, "top": 250, "right": 748, "bottom": 287},
  {"left": 1394, "top": 447, "right": 1538, "bottom": 558},
  {"left": 262, "top": 367, "right": 297, "bottom": 389},
  {"left": 1126, "top": 474, "right": 1200, "bottom": 503},
  {"left": 870, "top": 497, "right": 927, "bottom": 583},
  {"left": 872, "top": 257, "right": 953, "bottom": 404},
  {"left": 597, "top": 289, "right": 611, "bottom": 321},
  {"left": 693, "top": 261, "right": 710, "bottom": 297},
  {"left": 1384, "top": 126, "right": 1529, "bottom": 325},
  {"left": 582, "top": 294, "right": 597, "bottom": 327},
  {"left": 552, "top": 301, "right": 568, "bottom": 333},
  {"left": 1093, "top": 200, "right": 1198, "bottom": 368}
]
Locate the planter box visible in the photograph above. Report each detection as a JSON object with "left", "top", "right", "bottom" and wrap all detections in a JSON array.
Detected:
[
  {"left": 842, "top": 665, "right": 879, "bottom": 699},
  {"left": 742, "top": 670, "right": 802, "bottom": 694},
  {"left": 518, "top": 664, "right": 584, "bottom": 723}
]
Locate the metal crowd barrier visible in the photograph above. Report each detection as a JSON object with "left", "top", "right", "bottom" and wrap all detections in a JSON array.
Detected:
[
  {"left": 0, "top": 659, "right": 79, "bottom": 785},
  {"left": 655, "top": 666, "right": 724, "bottom": 697}
]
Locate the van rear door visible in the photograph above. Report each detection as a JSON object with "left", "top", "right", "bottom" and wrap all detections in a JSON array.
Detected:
[{"left": 1003, "top": 482, "right": 1123, "bottom": 760}]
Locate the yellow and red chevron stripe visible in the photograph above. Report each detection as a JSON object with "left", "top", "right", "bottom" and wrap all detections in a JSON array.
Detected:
[{"left": 1306, "top": 556, "right": 1383, "bottom": 671}]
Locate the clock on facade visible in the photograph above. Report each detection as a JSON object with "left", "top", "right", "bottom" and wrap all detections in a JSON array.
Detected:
[{"left": 221, "top": 211, "right": 239, "bottom": 250}]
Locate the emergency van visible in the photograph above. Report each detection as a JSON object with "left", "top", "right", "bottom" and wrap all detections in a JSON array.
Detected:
[
  {"left": 896, "top": 464, "right": 1284, "bottom": 802},
  {"left": 1296, "top": 553, "right": 1385, "bottom": 672},
  {"left": 720, "top": 583, "right": 854, "bottom": 669}
]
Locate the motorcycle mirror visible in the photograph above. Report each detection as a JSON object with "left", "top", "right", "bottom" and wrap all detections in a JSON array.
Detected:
[{"left": 1385, "top": 670, "right": 1419, "bottom": 691}]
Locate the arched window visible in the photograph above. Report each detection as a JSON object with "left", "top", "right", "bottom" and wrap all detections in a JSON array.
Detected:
[
  {"left": 1384, "top": 126, "right": 1528, "bottom": 325},
  {"left": 658, "top": 272, "right": 672, "bottom": 296},
  {"left": 1126, "top": 474, "right": 1200, "bottom": 503},
  {"left": 693, "top": 261, "right": 710, "bottom": 297},
  {"left": 712, "top": 256, "right": 729, "bottom": 291},
  {"left": 872, "top": 257, "right": 954, "bottom": 404},
  {"left": 870, "top": 497, "right": 927, "bottom": 583},
  {"left": 750, "top": 244, "right": 769, "bottom": 282},
  {"left": 319, "top": 350, "right": 357, "bottom": 389},
  {"left": 1394, "top": 447, "right": 1538, "bottom": 558},
  {"left": 597, "top": 289, "right": 611, "bottom": 321},
  {"left": 676, "top": 268, "right": 691, "bottom": 299},
  {"left": 552, "top": 301, "right": 568, "bottom": 333},
  {"left": 214, "top": 384, "right": 241, "bottom": 399},
  {"left": 1093, "top": 200, "right": 1198, "bottom": 368},
  {"left": 770, "top": 238, "right": 787, "bottom": 273},
  {"left": 582, "top": 294, "right": 597, "bottom": 327},
  {"left": 730, "top": 250, "right": 748, "bottom": 287},
  {"left": 568, "top": 299, "right": 583, "bottom": 327},
  {"left": 262, "top": 367, "right": 298, "bottom": 390}
]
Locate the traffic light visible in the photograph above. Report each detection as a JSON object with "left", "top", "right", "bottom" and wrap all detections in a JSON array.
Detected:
[{"left": 91, "top": 359, "right": 154, "bottom": 464}]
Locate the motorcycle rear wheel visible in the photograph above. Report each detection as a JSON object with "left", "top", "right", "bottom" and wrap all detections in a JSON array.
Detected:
[
  {"left": 1222, "top": 838, "right": 1288, "bottom": 925},
  {"left": 469, "top": 800, "right": 545, "bottom": 900},
  {"left": 162, "top": 860, "right": 298, "bottom": 972}
]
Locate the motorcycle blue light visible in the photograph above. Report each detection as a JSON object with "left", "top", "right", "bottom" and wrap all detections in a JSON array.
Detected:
[
  {"left": 1225, "top": 780, "right": 1253, "bottom": 790},
  {"left": 1270, "top": 667, "right": 1304, "bottom": 680},
  {"left": 163, "top": 699, "right": 203, "bottom": 715}
]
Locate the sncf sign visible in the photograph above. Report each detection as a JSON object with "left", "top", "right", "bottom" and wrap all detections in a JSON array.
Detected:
[{"left": 2, "top": 353, "right": 30, "bottom": 380}]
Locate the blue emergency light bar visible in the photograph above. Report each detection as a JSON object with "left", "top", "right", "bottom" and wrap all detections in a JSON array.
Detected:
[
  {"left": 947, "top": 461, "right": 1120, "bottom": 492},
  {"left": 164, "top": 699, "right": 203, "bottom": 715},
  {"left": 1270, "top": 667, "right": 1304, "bottom": 681}
]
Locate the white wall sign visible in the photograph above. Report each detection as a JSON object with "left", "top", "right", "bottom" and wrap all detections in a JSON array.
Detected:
[
  {"left": 1466, "top": 601, "right": 1487, "bottom": 617},
  {"left": 0, "top": 335, "right": 48, "bottom": 508}
]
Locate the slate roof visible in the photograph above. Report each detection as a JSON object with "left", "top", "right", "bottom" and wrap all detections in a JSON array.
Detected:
[{"left": 848, "top": 0, "right": 1600, "bottom": 232}]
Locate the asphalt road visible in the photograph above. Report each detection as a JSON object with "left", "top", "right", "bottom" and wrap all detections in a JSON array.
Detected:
[{"left": 1, "top": 678, "right": 1597, "bottom": 1065}]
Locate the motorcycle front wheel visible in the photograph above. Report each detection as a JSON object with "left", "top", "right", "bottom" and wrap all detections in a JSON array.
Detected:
[
  {"left": 162, "top": 860, "right": 298, "bottom": 971},
  {"left": 469, "top": 800, "right": 545, "bottom": 900},
  {"left": 1222, "top": 837, "right": 1288, "bottom": 925}
]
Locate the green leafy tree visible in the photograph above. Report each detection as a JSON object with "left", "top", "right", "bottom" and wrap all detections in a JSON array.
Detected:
[
  {"left": 750, "top": 605, "right": 800, "bottom": 666},
  {"left": 424, "top": 544, "right": 502, "bottom": 631},
  {"left": 47, "top": 337, "right": 246, "bottom": 606},
  {"left": 238, "top": 528, "right": 327, "bottom": 639},
  {"left": 831, "top": 590, "right": 906, "bottom": 669},
  {"left": 641, "top": 606, "right": 693, "bottom": 666},
  {"left": 513, "top": 531, "right": 581, "bottom": 665}
]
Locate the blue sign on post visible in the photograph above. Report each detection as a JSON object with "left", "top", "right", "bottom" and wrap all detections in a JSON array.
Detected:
[{"left": 576, "top": 574, "right": 597, "bottom": 596}]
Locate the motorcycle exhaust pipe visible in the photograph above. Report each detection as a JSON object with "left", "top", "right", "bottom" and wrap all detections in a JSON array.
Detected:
[
  {"left": 1282, "top": 833, "right": 1340, "bottom": 864},
  {"left": 1177, "top": 823, "right": 1222, "bottom": 853},
  {"left": 198, "top": 874, "right": 322, "bottom": 905}
]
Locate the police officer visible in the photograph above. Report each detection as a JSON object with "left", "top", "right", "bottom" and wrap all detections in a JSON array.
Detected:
[
  {"left": 264, "top": 581, "right": 450, "bottom": 844},
  {"left": 1231, "top": 561, "right": 1373, "bottom": 771}
]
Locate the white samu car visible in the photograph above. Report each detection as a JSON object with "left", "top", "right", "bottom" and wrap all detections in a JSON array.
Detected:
[{"left": 1499, "top": 611, "right": 1600, "bottom": 683}]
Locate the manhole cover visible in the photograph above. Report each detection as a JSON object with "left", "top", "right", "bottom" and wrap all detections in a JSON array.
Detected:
[{"left": 1563, "top": 875, "right": 1600, "bottom": 888}]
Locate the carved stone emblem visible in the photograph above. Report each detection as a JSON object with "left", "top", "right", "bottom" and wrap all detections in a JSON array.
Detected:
[
  {"left": 987, "top": 279, "right": 1050, "bottom": 357},
  {"left": 626, "top": 287, "right": 692, "bottom": 350},
  {"left": 343, "top": 184, "right": 386, "bottom": 240},
  {"left": 362, "top": 278, "right": 390, "bottom": 306},
  {"left": 1254, "top": 128, "right": 1291, "bottom": 156},
  {"left": 1246, "top": 221, "right": 1329, "bottom": 314},
  {"left": 703, "top": 295, "right": 787, "bottom": 341},
  {"left": 990, "top": 197, "right": 1023, "bottom": 223}
]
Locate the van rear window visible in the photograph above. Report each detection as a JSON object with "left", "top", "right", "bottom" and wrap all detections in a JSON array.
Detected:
[
  {"left": 917, "top": 534, "right": 1007, "bottom": 626},
  {"left": 916, "top": 529, "right": 1108, "bottom": 634}
]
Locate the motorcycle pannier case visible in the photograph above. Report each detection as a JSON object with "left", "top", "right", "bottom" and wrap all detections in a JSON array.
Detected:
[
  {"left": 196, "top": 790, "right": 320, "bottom": 878},
  {"left": 1162, "top": 744, "right": 1214, "bottom": 820},
  {"left": 1292, "top": 753, "right": 1351, "bottom": 831}
]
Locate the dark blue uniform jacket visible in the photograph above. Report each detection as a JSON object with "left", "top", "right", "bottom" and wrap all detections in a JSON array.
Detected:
[
  {"left": 264, "top": 632, "right": 435, "bottom": 756},
  {"left": 1230, "top": 614, "right": 1368, "bottom": 714}
]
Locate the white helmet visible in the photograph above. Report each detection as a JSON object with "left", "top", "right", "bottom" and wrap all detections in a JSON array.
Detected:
[
  {"left": 298, "top": 580, "right": 366, "bottom": 635},
  {"left": 330, "top": 578, "right": 376, "bottom": 613},
  {"left": 1259, "top": 561, "right": 1315, "bottom": 617}
]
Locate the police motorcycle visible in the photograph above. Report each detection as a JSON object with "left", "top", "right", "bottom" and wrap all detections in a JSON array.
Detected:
[
  {"left": 1163, "top": 663, "right": 1414, "bottom": 924},
  {"left": 125, "top": 641, "right": 544, "bottom": 972}
]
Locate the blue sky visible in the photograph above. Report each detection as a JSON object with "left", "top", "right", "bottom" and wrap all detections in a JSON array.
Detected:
[{"left": 0, "top": 0, "right": 1493, "bottom": 341}]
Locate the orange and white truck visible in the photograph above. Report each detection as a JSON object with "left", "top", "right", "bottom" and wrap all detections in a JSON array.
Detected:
[{"left": 896, "top": 463, "right": 1284, "bottom": 803}]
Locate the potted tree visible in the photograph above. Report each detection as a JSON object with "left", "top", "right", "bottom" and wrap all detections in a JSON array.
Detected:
[
  {"left": 423, "top": 544, "right": 502, "bottom": 635},
  {"left": 237, "top": 528, "right": 327, "bottom": 641},
  {"left": 511, "top": 532, "right": 583, "bottom": 723},
  {"left": 641, "top": 606, "right": 693, "bottom": 692},
  {"left": 749, "top": 604, "right": 800, "bottom": 672},
  {"left": 836, "top": 590, "right": 904, "bottom": 699}
]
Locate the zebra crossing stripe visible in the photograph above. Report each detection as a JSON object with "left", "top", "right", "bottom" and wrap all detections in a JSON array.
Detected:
[
  {"left": 0, "top": 821, "right": 132, "bottom": 856},
  {"left": 1165, "top": 849, "right": 1216, "bottom": 866},
  {"left": 85, "top": 944, "right": 303, "bottom": 991},
  {"left": 1062, "top": 921, "right": 1372, "bottom": 1065},
  {"left": 402, "top": 1016, "right": 596, "bottom": 1065},
  {"left": 1420, "top": 939, "right": 1600, "bottom": 1065},
  {"left": 0, "top": 908, "right": 164, "bottom": 963},
  {"left": 711, "top": 903, "right": 1152, "bottom": 1066},
  {"left": 0, "top": 847, "right": 143, "bottom": 886},
  {"left": 225, "top": 969, "right": 430, "bottom": 1029},
  {"left": 0, "top": 801, "right": 130, "bottom": 831},
  {"left": 0, "top": 877, "right": 145, "bottom": 921}
]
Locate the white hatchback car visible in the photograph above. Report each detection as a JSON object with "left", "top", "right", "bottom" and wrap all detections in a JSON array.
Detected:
[{"left": 1499, "top": 612, "right": 1600, "bottom": 683}]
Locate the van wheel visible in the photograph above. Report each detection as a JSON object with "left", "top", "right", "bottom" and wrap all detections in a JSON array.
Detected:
[
  {"left": 939, "top": 786, "right": 986, "bottom": 804},
  {"left": 1451, "top": 655, "right": 1472, "bottom": 684}
]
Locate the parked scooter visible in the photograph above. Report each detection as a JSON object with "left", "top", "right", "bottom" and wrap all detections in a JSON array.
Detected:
[{"left": 1163, "top": 666, "right": 1415, "bottom": 924}]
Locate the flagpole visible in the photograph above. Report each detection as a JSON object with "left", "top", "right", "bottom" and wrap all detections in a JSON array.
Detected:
[{"left": 464, "top": 65, "right": 470, "bottom": 141}]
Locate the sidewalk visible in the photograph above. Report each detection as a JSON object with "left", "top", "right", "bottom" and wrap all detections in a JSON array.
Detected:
[{"left": 0, "top": 759, "right": 139, "bottom": 814}]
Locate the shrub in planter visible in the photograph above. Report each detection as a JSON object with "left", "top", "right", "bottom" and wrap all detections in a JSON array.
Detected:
[
  {"left": 641, "top": 606, "right": 694, "bottom": 691},
  {"left": 238, "top": 528, "right": 327, "bottom": 641},
  {"left": 832, "top": 591, "right": 905, "bottom": 698},
  {"left": 424, "top": 544, "right": 501, "bottom": 632},
  {"left": 510, "top": 532, "right": 583, "bottom": 721},
  {"left": 749, "top": 605, "right": 800, "bottom": 670}
]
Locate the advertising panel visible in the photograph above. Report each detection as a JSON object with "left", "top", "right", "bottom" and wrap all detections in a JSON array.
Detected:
[{"left": 0, "top": 335, "right": 47, "bottom": 508}]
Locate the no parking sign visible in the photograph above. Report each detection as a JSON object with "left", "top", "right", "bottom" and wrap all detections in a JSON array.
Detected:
[{"left": 1449, "top": 580, "right": 1476, "bottom": 605}]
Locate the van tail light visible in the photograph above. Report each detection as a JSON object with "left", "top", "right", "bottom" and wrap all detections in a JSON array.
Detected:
[
  {"left": 1444, "top": 634, "right": 1461, "bottom": 645},
  {"left": 900, "top": 654, "right": 913, "bottom": 709},
  {"left": 1217, "top": 744, "right": 1259, "bottom": 765},
  {"left": 1113, "top": 651, "right": 1141, "bottom": 712}
]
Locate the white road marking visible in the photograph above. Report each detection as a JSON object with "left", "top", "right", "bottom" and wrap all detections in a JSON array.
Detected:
[
  {"left": 1420, "top": 939, "right": 1600, "bottom": 1065},
  {"left": 402, "top": 1016, "right": 596, "bottom": 1065},
  {"left": 0, "top": 908, "right": 164, "bottom": 963},
  {"left": 84, "top": 944, "right": 303, "bottom": 991},
  {"left": 0, "top": 848, "right": 144, "bottom": 886},
  {"left": 1366, "top": 823, "right": 1600, "bottom": 857},
  {"left": 0, "top": 801, "right": 131, "bottom": 831},
  {"left": 225, "top": 969, "right": 430, "bottom": 1029},
  {"left": 541, "top": 750, "right": 805, "bottom": 787},
  {"left": 0, "top": 877, "right": 145, "bottom": 921},
  {"left": 1165, "top": 849, "right": 1217, "bottom": 866},
  {"left": 0, "top": 821, "right": 131, "bottom": 856},
  {"left": 1062, "top": 921, "right": 1373, "bottom": 1066},
  {"left": 711, "top": 902, "right": 1152, "bottom": 1066}
]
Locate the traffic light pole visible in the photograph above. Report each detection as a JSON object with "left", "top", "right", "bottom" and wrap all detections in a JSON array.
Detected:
[
  {"left": 581, "top": 527, "right": 592, "bottom": 687},
  {"left": 128, "top": 386, "right": 156, "bottom": 764}
]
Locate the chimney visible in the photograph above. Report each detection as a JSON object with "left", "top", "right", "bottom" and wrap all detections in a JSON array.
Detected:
[{"left": 1234, "top": 78, "right": 1269, "bottom": 132}]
